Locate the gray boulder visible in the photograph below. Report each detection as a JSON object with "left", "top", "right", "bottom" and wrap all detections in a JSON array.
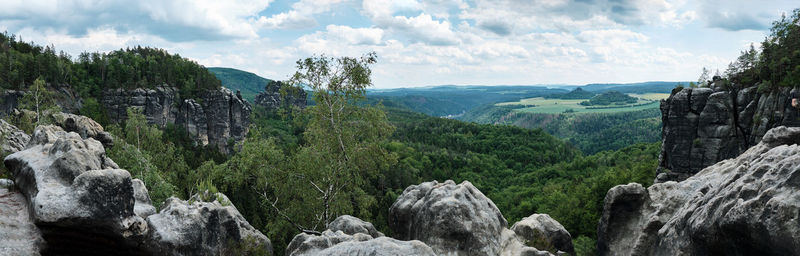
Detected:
[
  {"left": 512, "top": 214, "right": 575, "bottom": 255},
  {"left": 0, "top": 179, "right": 45, "bottom": 256},
  {"left": 389, "top": 180, "right": 556, "bottom": 256},
  {"left": 599, "top": 126, "right": 800, "bottom": 255},
  {"left": 146, "top": 191, "right": 273, "bottom": 256},
  {"left": 287, "top": 215, "right": 434, "bottom": 256},
  {"left": 3, "top": 125, "right": 147, "bottom": 254},
  {"left": 50, "top": 112, "right": 114, "bottom": 148},
  {"left": 0, "top": 119, "right": 30, "bottom": 156},
  {"left": 327, "top": 214, "right": 384, "bottom": 238}
]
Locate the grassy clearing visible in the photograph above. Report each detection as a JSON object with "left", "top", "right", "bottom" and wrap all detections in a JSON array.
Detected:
[
  {"left": 496, "top": 96, "right": 660, "bottom": 114},
  {"left": 629, "top": 93, "right": 671, "bottom": 100}
]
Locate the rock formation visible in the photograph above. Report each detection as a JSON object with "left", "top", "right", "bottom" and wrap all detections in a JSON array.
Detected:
[
  {"left": 389, "top": 180, "right": 565, "bottom": 256},
  {"left": 287, "top": 215, "right": 435, "bottom": 256},
  {"left": 512, "top": 214, "right": 575, "bottom": 255},
  {"left": 2, "top": 123, "right": 271, "bottom": 255},
  {"left": 102, "top": 86, "right": 250, "bottom": 153},
  {"left": 657, "top": 84, "right": 800, "bottom": 182},
  {"left": 0, "top": 119, "right": 30, "bottom": 155},
  {"left": 50, "top": 112, "right": 114, "bottom": 148},
  {"left": 599, "top": 126, "right": 800, "bottom": 255},
  {"left": 253, "top": 81, "right": 307, "bottom": 110},
  {"left": 146, "top": 191, "right": 272, "bottom": 255}
]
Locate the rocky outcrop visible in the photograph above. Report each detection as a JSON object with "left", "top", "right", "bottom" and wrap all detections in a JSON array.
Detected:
[
  {"left": 2, "top": 124, "right": 271, "bottom": 255},
  {"left": 0, "top": 85, "right": 81, "bottom": 114},
  {"left": 146, "top": 191, "right": 272, "bottom": 255},
  {"left": 50, "top": 112, "right": 114, "bottom": 148},
  {"left": 102, "top": 86, "right": 250, "bottom": 153},
  {"left": 286, "top": 215, "right": 435, "bottom": 256},
  {"left": 253, "top": 81, "right": 307, "bottom": 110},
  {"left": 0, "top": 179, "right": 45, "bottom": 256},
  {"left": 512, "top": 214, "right": 575, "bottom": 255},
  {"left": 599, "top": 126, "right": 800, "bottom": 255},
  {"left": 0, "top": 119, "right": 30, "bottom": 155},
  {"left": 389, "top": 180, "right": 561, "bottom": 256},
  {"left": 657, "top": 84, "right": 800, "bottom": 182}
]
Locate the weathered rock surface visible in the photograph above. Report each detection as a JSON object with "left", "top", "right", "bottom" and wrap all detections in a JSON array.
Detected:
[
  {"left": 3, "top": 125, "right": 146, "bottom": 255},
  {"left": 253, "top": 81, "right": 307, "bottom": 110},
  {"left": 0, "top": 179, "right": 45, "bottom": 256},
  {"left": 599, "top": 126, "right": 800, "bottom": 255},
  {"left": 389, "top": 180, "right": 558, "bottom": 256},
  {"left": 102, "top": 86, "right": 250, "bottom": 153},
  {"left": 512, "top": 214, "right": 575, "bottom": 255},
  {"left": 658, "top": 85, "right": 800, "bottom": 182},
  {"left": 287, "top": 215, "right": 435, "bottom": 256},
  {"left": 2, "top": 124, "right": 271, "bottom": 255},
  {"left": 146, "top": 191, "right": 272, "bottom": 256},
  {"left": 0, "top": 119, "right": 30, "bottom": 155},
  {"left": 50, "top": 112, "right": 114, "bottom": 148}
]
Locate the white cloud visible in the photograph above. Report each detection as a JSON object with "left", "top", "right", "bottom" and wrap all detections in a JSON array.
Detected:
[{"left": 256, "top": 0, "right": 346, "bottom": 29}]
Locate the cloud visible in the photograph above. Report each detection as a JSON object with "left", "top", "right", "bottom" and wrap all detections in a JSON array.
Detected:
[
  {"left": 705, "top": 11, "right": 768, "bottom": 31},
  {"left": 363, "top": 0, "right": 461, "bottom": 45},
  {"left": 256, "top": 0, "right": 346, "bottom": 29},
  {"left": 0, "top": 0, "right": 272, "bottom": 41}
]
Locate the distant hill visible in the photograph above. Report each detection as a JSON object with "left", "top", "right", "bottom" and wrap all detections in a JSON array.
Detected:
[
  {"left": 207, "top": 67, "right": 272, "bottom": 102},
  {"left": 545, "top": 87, "right": 596, "bottom": 99},
  {"left": 579, "top": 81, "right": 685, "bottom": 93}
]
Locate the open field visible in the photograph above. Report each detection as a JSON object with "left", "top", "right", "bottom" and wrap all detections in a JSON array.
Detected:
[
  {"left": 629, "top": 93, "right": 671, "bottom": 100},
  {"left": 496, "top": 96, "right": 660, "bottom": 114}
]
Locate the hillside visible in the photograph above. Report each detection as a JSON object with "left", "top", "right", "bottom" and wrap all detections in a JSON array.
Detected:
[{"left": 207, "top": 67, "right": 272, "bottom": 102}]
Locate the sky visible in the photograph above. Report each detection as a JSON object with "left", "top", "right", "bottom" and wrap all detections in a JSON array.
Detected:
[{"left": 0, "top": 0, "right": 797, "bottom": 88}]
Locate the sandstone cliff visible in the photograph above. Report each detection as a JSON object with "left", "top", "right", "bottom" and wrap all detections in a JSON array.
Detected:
[
  {"left": 102, "top": 86, "right": 251, "bottom": 153},
  {"left": 657, "top": 83, "right": 800, "bottom": 182},
  {"left": 599, "top": 126, "right": 800, "bottom": 255},
  {"left": 253, "top": 80, "right": 307, "bottom": 110}
]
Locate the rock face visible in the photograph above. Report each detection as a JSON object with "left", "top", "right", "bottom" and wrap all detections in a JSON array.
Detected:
[
  {"left": 2, "top": 124, "right": 271, "bottom": 255},
  {"left": 599, "top": 126, "right": 800, "bottom": 255},
  {"left": 512, "top": 214, "right": 575, "bottom": 255},
  {"left": 286, "top": 215, "right": 435, "bottom": 256},
  {"left": 253, "top": 81, "right": 307, "bottom": 110},
  {"left": 0, "top": 119, "right": 30, "bottom": 155},
  {"left": 146, "top": 191, "right": 273, "bottom": 256},
  {"left": 50, "top": 112, "right": 114, "bottom": 148},
  {"left": 657, "top": 85, "right": 800, "bottom": 182},
  {"left": 4, "top": 125, "right": 146, "bottom": 255},
  {"left": 389, "top": 180, "right": 559, "bottom": 256},
  {"left": 0, "top": 179, "right": 45, "bottom": 256},
  {"left": 102, "top": 86, "right": 250, "bottom": 153}
]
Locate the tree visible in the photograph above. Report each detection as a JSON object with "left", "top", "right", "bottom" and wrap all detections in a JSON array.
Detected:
[
  {"left": 698, "top": 67, "right": 710, "bottom": 87},
  {"left": 19, "top": 77, "right": 59, "bottom": 124},
  {"left": 263, "top": 52, "right": 395, "bottom": 234}
]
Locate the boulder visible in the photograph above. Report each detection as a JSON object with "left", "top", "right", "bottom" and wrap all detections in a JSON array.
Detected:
[
  {"left": 327, "top": 214, "right": 384, "bottom": 238},
  {"left": 599, "top": 126, "right": 800, "bottom": 255},
  {"left": 512, "top": 214, "right": 575, "bottom": 255},
  {"left": 389, "top": 180, "right": 557, "bottom": 256},
  {"left": 146, "top": 191, "right": 273, "bottom": 256},
  {"left": 0, "top": 118, "right": 30, "bottom": 156},
  {"left": 287, "top": 215, "right": 434, "bottom": 256},
  {"left": 50, "top": 112, "right": 114, "bottom": 148},
  {"left": 3, "top": 125, "right": 147, "bottom": 255}
]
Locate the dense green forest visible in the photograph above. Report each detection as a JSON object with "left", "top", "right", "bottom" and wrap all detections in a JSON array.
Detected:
[
  {"left": 0, "top": 32, "right": 220, "bottom": 101},
  {"left": 545, "top": 87, "right": 596, "bottom": 99},
  {"left": 579, "top": 91, "right": 637, "bottom": 106},
  {"left": 208, "top": 67, "right": 272, "bottom": 102}
]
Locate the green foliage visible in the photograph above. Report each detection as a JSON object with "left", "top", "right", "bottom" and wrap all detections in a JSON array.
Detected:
[
  {"left": 579, "top": 91, "right": 637, "bottom": 106},
  {"left": 19, "top": 77, "right": 60, "bottom": 124},
  {"left": 0, "top": 32, "right": 220, "bottom": 100},
  {"left": 79, "top": 97, "right": 109, "bottom": 126},
  {"left": 574, "top": 236, "right": 597, "bottom": 256},
  {"left": 545, "top": 88, "right": 596, "bottom": 99}
]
